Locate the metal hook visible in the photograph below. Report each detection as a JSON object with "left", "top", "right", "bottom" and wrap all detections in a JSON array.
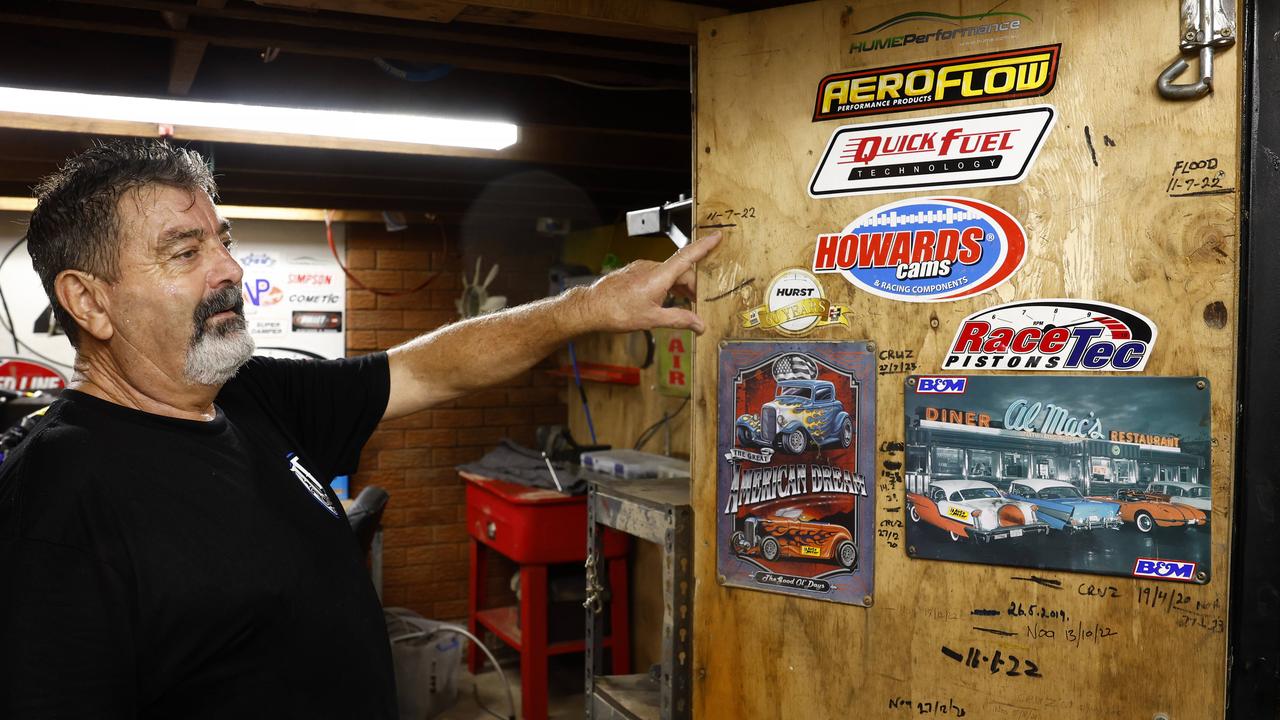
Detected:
[
  {"left": 1157, "top": 46, "right": 1214, "bottom": 100},
  {"left": 1157, "top": 0, "right": 1234, "bottom": 101}
]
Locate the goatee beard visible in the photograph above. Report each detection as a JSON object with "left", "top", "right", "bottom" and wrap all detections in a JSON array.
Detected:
[{"left": 184, "top": 284, "right": 255, "bottom": 386}]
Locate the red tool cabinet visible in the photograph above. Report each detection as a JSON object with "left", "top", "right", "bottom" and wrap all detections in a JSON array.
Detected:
[{"left": 463, "top": 474, "right": 631, "bottom": 720}]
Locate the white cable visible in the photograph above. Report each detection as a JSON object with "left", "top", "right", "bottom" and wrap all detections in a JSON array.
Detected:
[{"left": 389, "top": 623, "right": 516, "bottom": 720}]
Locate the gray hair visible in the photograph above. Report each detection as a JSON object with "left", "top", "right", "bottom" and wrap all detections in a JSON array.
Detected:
[{"left": 25, "top": 139, "right": 218, "bottom": 346}]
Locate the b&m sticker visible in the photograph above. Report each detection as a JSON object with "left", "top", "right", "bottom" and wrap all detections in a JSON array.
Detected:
[{"left": 812, "top": 197, "right": 1026, "bottom": 303}]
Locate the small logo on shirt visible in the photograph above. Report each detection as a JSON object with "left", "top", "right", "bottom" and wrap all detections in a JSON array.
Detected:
[{"left": 287, "top": 452, "right": 339, "bottom": 518}]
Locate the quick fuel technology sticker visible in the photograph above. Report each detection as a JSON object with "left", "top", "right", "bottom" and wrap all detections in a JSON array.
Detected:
[
  {"left": 943, "top": 300, "right": 1158, "bottom": 371},
  {"left": 813, "top": 44, "right": 1060, "bottom": 121},
  {"left": 812, "top": 197, "right": 1026, "bottom": 303},
  {"left": 809, "top": 105, "right": 1056, "bottom": 198}
]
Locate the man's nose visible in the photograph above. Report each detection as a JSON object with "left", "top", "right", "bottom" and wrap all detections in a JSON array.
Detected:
[{"left": 209, "top": 241, "right": 243, "bottom": 288}]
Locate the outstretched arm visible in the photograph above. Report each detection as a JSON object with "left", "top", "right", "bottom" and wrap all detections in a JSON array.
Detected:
[{"left": 383, "top": 232, "right": 720, "bottom": 420}]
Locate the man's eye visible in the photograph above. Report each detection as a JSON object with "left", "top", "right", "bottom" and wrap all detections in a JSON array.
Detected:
[
  {"left": 176, "top": 249, "right": 198, "bottom": 260},
  {"left": 222, "top": 239, "right": 235, "bottom": 251}
]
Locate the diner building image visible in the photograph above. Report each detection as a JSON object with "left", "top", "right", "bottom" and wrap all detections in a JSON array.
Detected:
[{"left": 902, "top": 378, "right": 1209, "bottom": 499}]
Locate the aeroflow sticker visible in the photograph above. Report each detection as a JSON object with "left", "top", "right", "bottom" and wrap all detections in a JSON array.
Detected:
[
  {"left": 813, "top": 44, "right": 1060, "bottom": 121},
  {"left": 943, "top": 300, "right": 1158, "bottom": 371},
  {"left": 809, "top": 105, "right": 1056, "bottom": 197},
  {"left": 812, "top": 197, "right": 1026, "bottom": 303}
]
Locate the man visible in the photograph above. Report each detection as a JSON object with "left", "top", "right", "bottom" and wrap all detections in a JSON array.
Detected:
[{"left": 0, "top": 140, "right": 719, "bottom": 718}]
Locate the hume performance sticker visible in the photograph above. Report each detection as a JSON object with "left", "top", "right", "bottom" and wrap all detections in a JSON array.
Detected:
[
  {"left": 813, "top": 44, "right": 1060, "bottom": 122},
  {"left": 812, "top": 196, "right": 1026, "bottom": 303},
  {"left": 718, "top": 341, "right": 876, "bottom": 605},
  {"left": 903, "top": 375, "right": 1212, "bottom": 583},
  {"left": 740, "top": 268, "right": 850, "bottom": 336},
  {"left": 809, "top": 105, "right": 1056, "bottom": 198},
  {"left": 943, "top": 299, "right": 1158, "bottom": 372}
]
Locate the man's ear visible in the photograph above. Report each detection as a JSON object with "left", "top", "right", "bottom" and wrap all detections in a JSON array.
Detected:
[{"left": 54, "top": 270, "right": 114, "bottom": 342}]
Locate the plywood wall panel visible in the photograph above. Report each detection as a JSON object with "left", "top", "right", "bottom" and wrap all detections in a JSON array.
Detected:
[{"left": 691, "top": 1, "right": 1239, "bottom": 718}]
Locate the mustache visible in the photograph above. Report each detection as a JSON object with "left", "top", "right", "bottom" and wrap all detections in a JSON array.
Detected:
[{"left": 192, "top": 285, "right": 246, "bottom": 342}]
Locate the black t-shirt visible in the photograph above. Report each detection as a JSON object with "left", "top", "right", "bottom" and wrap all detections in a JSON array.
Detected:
[{"left": 0, "top": 354, "right": 396, "bottom": 719}]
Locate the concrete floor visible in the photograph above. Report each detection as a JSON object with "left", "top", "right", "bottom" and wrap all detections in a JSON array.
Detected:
[{"left": 431, "top": 660, "right": 585, "bottom": 720}]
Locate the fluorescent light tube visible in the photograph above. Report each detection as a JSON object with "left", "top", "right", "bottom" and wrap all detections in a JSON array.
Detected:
[{"left": 0, "top": 86, "right": 518, "bottom": 151}]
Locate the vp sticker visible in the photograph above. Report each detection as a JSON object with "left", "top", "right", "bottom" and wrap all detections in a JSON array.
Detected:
[
  {"left": 741, "top": 269, "right": 850, "bottom": 336},
  {"left": 943, "top": 300, "right": 1158, "bottom": 371},
  {"left": 812, "top": 197, "right": 1026, "bottom": 303},
  {"left": 809, "top": 105, "right": 1056, "bottom": 198}
]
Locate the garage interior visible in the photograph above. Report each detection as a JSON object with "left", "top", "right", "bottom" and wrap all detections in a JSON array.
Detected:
[{"left": 0, "top": 1, "right": 1277, "bottom": 720}]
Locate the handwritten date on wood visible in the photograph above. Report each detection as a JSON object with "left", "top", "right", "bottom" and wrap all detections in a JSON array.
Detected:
[{"left": 941, "top": 645, "right": 1041, "bottom": 678}]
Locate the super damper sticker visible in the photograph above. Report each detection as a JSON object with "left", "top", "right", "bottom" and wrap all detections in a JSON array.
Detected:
[{"left": 812, "top": 196, "right": 1026, "bottom": 302}]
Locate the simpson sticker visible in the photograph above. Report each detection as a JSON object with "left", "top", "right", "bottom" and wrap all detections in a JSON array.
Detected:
[
  {"left": 812, "top": 197, "right": 1026, "bottom": 303},
  {"left": 943, "top": 300, "right": 1157, "bottom": 371},
  {"left": 813, "top": 44, "right": 1060, "bottom": 121},
  {"left": 809, "top": 105, "right": 1056, "bottom": 198},
  {"left": 718, "top": 341, "right": 876, "bottom": 606},
  {"left": 741, "top": 269, "right": 850, "bottom": 336}
]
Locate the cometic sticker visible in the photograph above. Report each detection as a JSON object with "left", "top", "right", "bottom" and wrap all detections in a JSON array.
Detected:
[
  {"left": 813, "top": 44, "right": 1060, "bottom": 121},
  {"left": 943, "top": 300, "right": 1158, "bottom": 371},
  {"left": 809, "top": 105, "right": 1056, "bottom": 198},
  {"left": 812, "top": 197, "right": 1026, "bottom": 303},
  {"left": 741, "top": 269, "right": 850, "bottom": 336}
]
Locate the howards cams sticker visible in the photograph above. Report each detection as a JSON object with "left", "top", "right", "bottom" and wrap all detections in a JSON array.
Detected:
[
  {"left": 812, "top": 196, "right": 1026, "bottom": 302},
  {"left": 809, "top": 105, "right": 1056, "bottom": 198},
  {"left": 943, "top": 299, "right": 1158, "bottom": 371},
  {"left": 741, "top": 269, "right": 850, "bottom": 336}
]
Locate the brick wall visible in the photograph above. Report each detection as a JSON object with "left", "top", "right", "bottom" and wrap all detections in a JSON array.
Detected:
[{"left": 343, "top": 221, "right": 566, "bottom": 620}]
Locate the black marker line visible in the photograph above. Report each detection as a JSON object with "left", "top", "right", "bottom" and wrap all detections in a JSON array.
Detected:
[
  {"left": 1169, "top": 188, "right": 1237, "bottom": 197},
  {"left": 971, "top": 609, "right": 1001, "bottom": 616},
  {"left": 1084, "top": 126, "right": 1099, "bottom": 167},
  {"left": 941, "top": 646, "right": 964, "bottom": 662},
  {"left": 973, "top": 626, "right": 1019, "bottom": 637},
  {"left": 883, "top": 507, "right": 901, "bottom": 513},
  {"left": 697, "top": 223, "right": 738, "bottom": 229},
  {"left": 1011, "top": 575, "right": 1063, "bottom": 589},
  {"left": 706, "top": 278, "right": 754, "bottom": 302}
]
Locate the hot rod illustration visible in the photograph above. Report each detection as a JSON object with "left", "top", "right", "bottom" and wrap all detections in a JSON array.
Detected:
[
  {"left": 1094, "top": 487, "right": 1208, "bottom": 532},
  {"left": 735, "top": 379, "right": 853, "bottom": 455},
  {"left": 731, "top": 508, "right": 858, "bottom": 569},
  {"left": 907, "top": 480, "right": 1050, "bottom": 542}
]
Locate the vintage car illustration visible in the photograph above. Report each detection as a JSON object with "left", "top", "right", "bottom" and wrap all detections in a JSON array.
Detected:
[
  {"left": 731, "top": 507, "right": 857, "bottom": 569},
  {"left": 1005, "top": 479, "right": 1121, "bottom": 533},
  {"left": 1092, "top": 488, "right": 1208, "bottom": 532},
  {"left": 907, "top": 479, "right": 1049, "bottom": 543},
  {"left": 1145, "top": 481, "right": 1212, "bottom": 512},
  {"left": 735, "top": 379, "right": 853, "bottom": 455}
]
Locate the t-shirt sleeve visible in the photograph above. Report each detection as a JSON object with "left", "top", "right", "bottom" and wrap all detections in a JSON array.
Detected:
[
  {"left": 227, "top": 353, "right": 391, "bottom": 478},
  {"left": 0, "top": 538, "right": 137, "bottom": 718}
]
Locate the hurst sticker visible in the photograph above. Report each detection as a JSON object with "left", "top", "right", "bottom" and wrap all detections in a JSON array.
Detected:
[
  {"left": 718, "top": 342, "right": 876, "bottom": 605},
  {"left": 813, "top": 45, "right": 1060, "bottom": 121},
  {"left": 741, "top": 269, "right": 850, "bottom": 336},
  {"left": 809, "top": 105, "right": 1056, "bottom": 198},
  {"left": 812, "top": 196, "right": 1026, "bottom": 303},
  {"left": 943, "top": 300, "right": 1158, "bottom": 371}
]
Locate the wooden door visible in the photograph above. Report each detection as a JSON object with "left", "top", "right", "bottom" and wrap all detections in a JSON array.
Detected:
[{"left": 692, "top": 1, "right": 1239, "bottom": 717}]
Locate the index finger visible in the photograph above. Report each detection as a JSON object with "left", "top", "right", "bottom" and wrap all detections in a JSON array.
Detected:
[{"left": 659, "top": 230, "right": 722, "bottom": 282}]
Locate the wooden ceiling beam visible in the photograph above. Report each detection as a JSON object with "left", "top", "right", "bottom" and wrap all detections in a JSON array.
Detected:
[
  {"left": 59, "top": 0, "right": 688, "bottom": 66},
  {"left": 164, "top": 0, "right": 228, "bottom": 96},
  {"left": 0, "top": 9, "right": 683, "bottom": 87},
  {"left": 251, "top": 0, "right": 729, "bottom": 44}
]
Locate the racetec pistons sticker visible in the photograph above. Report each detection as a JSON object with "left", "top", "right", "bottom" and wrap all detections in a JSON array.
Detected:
[
  {"left": 741, "top": 269, "right": 849, "bottom": 336},
  {"left": 809, "top": 105, "right": 1056, "bottom": 198},
  {"left": 812, "top": 197, "right": 1026, "bottom": 302},
  {"left": 813, "top": 44, "right": 1060, "bottom": 121},
  {"left": 942, "top": 299, "right": 1158, "bottom": 371}
]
